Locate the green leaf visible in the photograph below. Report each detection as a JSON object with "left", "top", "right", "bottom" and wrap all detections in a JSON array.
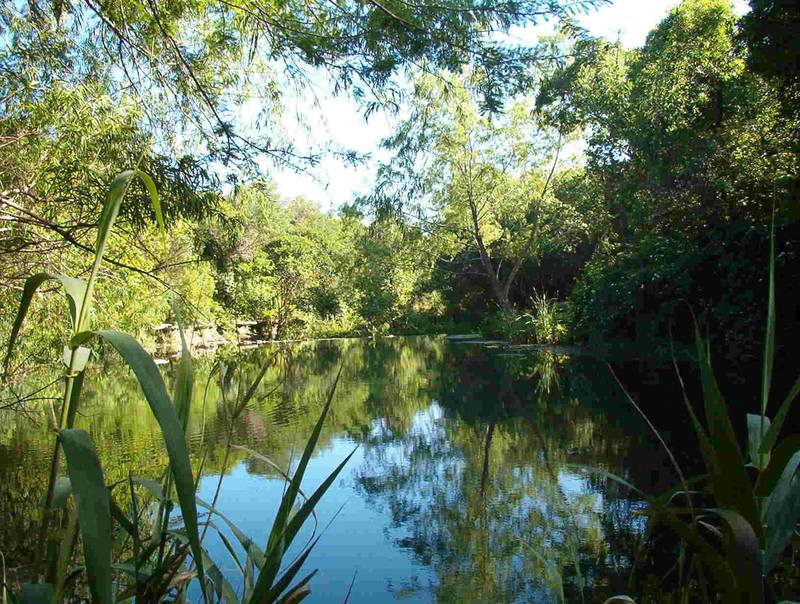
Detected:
[
  {"left": 250, "top": 369, "right": 348, "bottom": 602},
  {"left": 208, "top": 520, "right": 245, "bottom": 575},
  {"left": 76, "top": 170, "right": 163, "bottom": 332},
  {"left": 59, "top": 429, "right": 113, "bottom": 604},
  {"left": 761, "top": 218, "right": 776, "bottom": 417},
  {"left": 200, "top": 547, "right": 240, "bottom": 604},
  {"left": 256, "top": 447, "right": 356, "bottom": 602},
  {"left": 755, "top": 435, "right": 800, "bottom": 497},
  {"left": 131, "top": 477, "right": 167, "bottom": 501},
  {"left": 268, "top": 368, "right": 343, "bottom": 555},
  {"left": 63, "top": 345, "right": 91, "bottom": 373},
  {"left": 266, "top": 541, "right": 320, "bottom": 602},
  {"left": 197, "top": 498, "right": 265, "bottom": 568},
  {"left": 79, "top": 329, "right": 207, "bottom": 598},
  {"left": 3, "top": 273, "right": 88, "bottom": 374},
  {"left": 49, "top": 476, "right": 72, "bottom": 510},
  {"left": 274, "top": 570, "right": 316, "bottom": 604},
  {"left": 747, "top": 414, "right": 771, "bottom": 470},
  {"left": 709, "top": 508, "right": 763, "bottom": 603},
  {"left": 134, "top": 169, "right": 164, "bottom": 232},
  {"left": 109, "top": 499, "right": 138, "bottom": 540},
  {"left": 174, "top": 328, "right": 194, "bottom": 434},
  {"left": 650, "top": 504, "right": 741, "bottom": 600},
  {"left": 762, "top": 451, "right": 800, "bottom": 573},
  {"left": 98, "top": 170, "right": 162, "bottom": 252},
  {"left": 761, "top": 374, "right": 800, "bottom": 455},
  {"left": 693, "top": 326, "right": 762, "bottom": 543}
]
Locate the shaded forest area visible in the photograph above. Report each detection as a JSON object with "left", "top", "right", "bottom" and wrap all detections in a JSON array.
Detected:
[{"left": 2, "top": 0, "right": 798, "bottom": 365}]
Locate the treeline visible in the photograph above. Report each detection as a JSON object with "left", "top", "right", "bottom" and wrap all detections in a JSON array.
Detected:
[
  {"left": 2, "top": 0, "right": 798, "bottom": 364},
  {"left": 366, "top": 0, "right": 800, "bottom": 355}
]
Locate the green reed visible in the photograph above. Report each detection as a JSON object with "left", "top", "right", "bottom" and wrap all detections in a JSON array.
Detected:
[
  {"left": 603, "top": 222, "right": 800, "bottom": 603},
  {"left": 3, "top": 170, "right": 352, "bottom": 604}
]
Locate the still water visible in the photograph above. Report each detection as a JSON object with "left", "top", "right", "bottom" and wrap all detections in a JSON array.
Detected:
[{"left": 0, "top": 336, "right": 669, "bottom": 602}]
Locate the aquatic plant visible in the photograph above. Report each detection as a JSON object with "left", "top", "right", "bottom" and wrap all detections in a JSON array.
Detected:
[
  {"left": 2, "top": 170, "right": 352, "bottom": 603},
  {"left": 517, "top": 291, "right": 567, "bottom": 345},
  {"left": 603, "top": 224, "right": 800, "bottom": 603}
]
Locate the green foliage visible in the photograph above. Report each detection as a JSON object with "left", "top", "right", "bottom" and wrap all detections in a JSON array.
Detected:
[
  {"left": 519, "top": 292, "right": 568, "bottom": 345},
  {"left": 535, "top": 0, "right": 800, "bottom": 349},
  {"left": 601, "top": 238, "right": 800, "bottom": 602},
  {"left": 4, "top": 171, "right": 353, "bottom": 604}
]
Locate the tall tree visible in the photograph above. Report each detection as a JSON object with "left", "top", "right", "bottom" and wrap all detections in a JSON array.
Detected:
[{"left": 368, "top": 72, "right": 563, "bottom": 313}]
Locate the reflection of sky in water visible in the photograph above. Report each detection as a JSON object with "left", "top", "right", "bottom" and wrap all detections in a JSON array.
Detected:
[
  {"left": 196, "top": 435, "right": 439, "bottom": 602},
  {"left": 195, "top": 398, "right": 618, "bottom": 603}
]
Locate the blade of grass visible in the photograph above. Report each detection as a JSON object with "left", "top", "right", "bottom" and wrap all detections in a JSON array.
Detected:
[
  {"left": 755, "top": 435, "right": 800, "bottom": 496},
  {"left": 174, "top": 327, "right": 194, "bottom": 434},
  {"left": 693, "top": 324, "right": 762, "bottom": 542},
  {"left": 760, "top": 375, "right": 800, "bottom": 455},
  {"left": 762, "top": 451, "right": 800, "bottom": 573},
  {"left": 266, "top": 367, "right": 343, "bottom": 556},
  {"left": 709, "top": 508, "right": 763, "bottom": 603},
  {"left": 72, "top": 329, "right": 207, "bottom": 599},
  {"left": 266, "top": 539, "right": 320, "bottom": 602},
  {"left": 761, "top": 217, "right": 776, "bottom": 418},
  {"left": 748, "top": 414, "right": 771, "bottom": 470},
  {"left": 274, "top": 570, "right": 317, "bottom": 604},
  {"left": 342, "top": 569, "right": 358, "bottom": 604},
  {"left": 254, "top": 447, "right": 357, "bottom": 601},
  {"left": 3, "top": 273, "right": 87, "bottom": 375},
  {"left": 59, "top": 429, "right": 113, "bottom": 604},
  {"left": 76, "top": 170, "right": 162, "bottom": 333},
  {"left": 196, "top": 499, "right": 265, "bottom": 568},
  {"left": 249, "top": 369, "right": 348, "bottom": 602}
]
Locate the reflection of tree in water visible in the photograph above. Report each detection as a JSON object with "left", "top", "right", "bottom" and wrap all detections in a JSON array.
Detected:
[
  {"left": 1, "top": 337, "right": 660, "bottom": 598},
  {"left": 355, "top": 347, "right": 646, "bottom": 602}
]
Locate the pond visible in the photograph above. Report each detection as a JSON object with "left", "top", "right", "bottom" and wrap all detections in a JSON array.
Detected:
[{"left": 0, "top": 336, "right": 678, "bottom": 602}]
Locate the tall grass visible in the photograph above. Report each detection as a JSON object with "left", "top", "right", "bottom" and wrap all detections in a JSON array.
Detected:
[
  {"left": 603, "top": 224, "right": 800, "bottom": 603},
  {"left": 2, "top": 170, "right": 352, "bottom": 603}
]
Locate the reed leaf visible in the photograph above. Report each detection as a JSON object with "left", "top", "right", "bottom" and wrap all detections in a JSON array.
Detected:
[
  {"left": 49, "top": 477, "right": 72, "bottom": 511},
  {"left": 196, "top": 499, "right": 265, "bottom": 568},
  {"left": 58, "top": 429, "right": 113, "bottom": 604},
  {"left": 77, "top": 170, "right": 162, "bottom": 332},
  {"left": 755, "top": 435, "right": 800, "bottom": 497},
  {"left": 274, "top": 570, "right": 317, "bottom": 604},
  {"left": 174, "top": 329, "right": 194, "bottom": 434},
  {"left": 3, "top": 273, "right": 87, "bottom": 374},
  {"left": 249, "top": 368, "right": 351, "bottom": 604},
  {"left": 693, "top": 326, "right": 762, "bottom": 542},
  {"left": 709, "top": 508, "right": 763, "bottom": 603},
  {"left": 266, "top": 367, "right": 342, "bottom": 557},
  {"left": 748, "top": 414, "right": 771, "bottom": 470},
  {"left": 761, "top": 218, "right": 776, "bottom": 417},
  {"left": 760, "top": 375, "right": 800, "bottom": 455},
  {"left": 762, "top": 451, "right": 800, "bottom": 573},
  {"left": 265, "top": 539, "right": 320, "bottom": 602},
  {"left": 70, "top": 329, "right": 207, "bottom": 599}
]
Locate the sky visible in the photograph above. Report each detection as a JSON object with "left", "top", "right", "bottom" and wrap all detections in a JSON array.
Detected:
[{"left": 265, "top": 0, "right": 750, "bottom": 212}]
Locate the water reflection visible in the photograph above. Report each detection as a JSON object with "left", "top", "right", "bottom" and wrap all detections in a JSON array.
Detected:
[{"left": 0, "top": 337, "right": 657, "bottom": 602}]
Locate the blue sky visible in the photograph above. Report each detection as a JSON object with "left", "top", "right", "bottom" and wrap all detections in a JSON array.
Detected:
[{"left": 265, "top": 0, "right": 749, "bottom": 211}]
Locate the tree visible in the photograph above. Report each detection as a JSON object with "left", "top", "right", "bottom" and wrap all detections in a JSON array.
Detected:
[
  {"left": 4, "top": 0, "right": 608, "bottom": 168},
  {"left": 369, "top": 72, "right": 563, "bottom": 314},
  {"left": 536, "top": 0, "right": 800, "bottom": 346}
]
